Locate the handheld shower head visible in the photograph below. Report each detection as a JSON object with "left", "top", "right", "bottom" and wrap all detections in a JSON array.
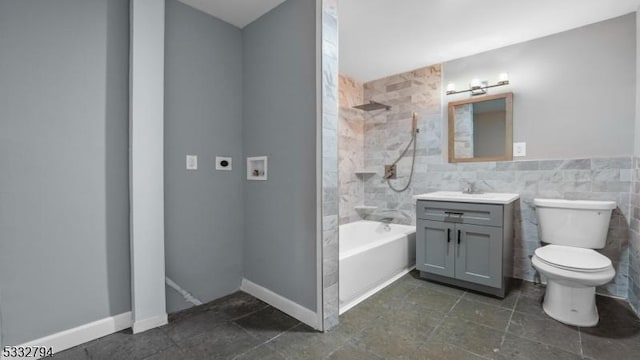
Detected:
[{"left": 386, "top": 112, "right": 419, "bottom": 193}]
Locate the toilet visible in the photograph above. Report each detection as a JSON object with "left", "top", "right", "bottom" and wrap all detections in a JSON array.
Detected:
[{"left": 531, "top": 198, "right": 616, "bottom": 327}]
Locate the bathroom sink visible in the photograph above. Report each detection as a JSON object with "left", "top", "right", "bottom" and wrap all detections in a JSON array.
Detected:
[{"left": 414, "top": 191, "right": 519, "bottom": 204}]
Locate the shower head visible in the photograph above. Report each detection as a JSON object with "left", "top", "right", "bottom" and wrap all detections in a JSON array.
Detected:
[{"left": 352, "top": 101, "right": 391, "bottom": 111}]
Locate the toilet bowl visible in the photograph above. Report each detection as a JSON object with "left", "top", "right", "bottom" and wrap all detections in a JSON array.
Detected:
[
  {"left": 531, "top": 245, "right": 615, "bottom": 326},
  {"left": 532, "top": 198, "right": 616, "bottom": 327}
]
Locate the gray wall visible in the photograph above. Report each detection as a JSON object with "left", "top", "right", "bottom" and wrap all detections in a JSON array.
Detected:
[
  {"left": 242, "top": 0, "right": 318, "bottom": 310},
  {"left": 0, "top": 0, "right": 130, "bottom": 345},
  {"left": 164, "top": 0, "right": 244, "bottom": 313},
  {"left": 444, "top": 14, "right": 636, "bottom": 160}
]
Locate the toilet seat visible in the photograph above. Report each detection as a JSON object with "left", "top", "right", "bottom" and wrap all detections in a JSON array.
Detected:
[{"left": 534, "top": 245, "right": 612, "bottom": 273}]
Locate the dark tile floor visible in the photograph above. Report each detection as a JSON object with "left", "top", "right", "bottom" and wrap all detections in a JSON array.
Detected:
[{"left": 52, "top": 271, "right": 640, "bottom": 359}]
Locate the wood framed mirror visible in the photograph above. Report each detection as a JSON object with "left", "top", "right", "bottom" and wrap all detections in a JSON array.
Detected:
[{"left": 448, "top": 92, "right": 513, "bottom": 163}]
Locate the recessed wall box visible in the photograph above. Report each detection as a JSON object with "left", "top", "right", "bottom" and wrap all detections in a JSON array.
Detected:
[{"left": 247, "top": 156, "right": 267, "bottom": 180}]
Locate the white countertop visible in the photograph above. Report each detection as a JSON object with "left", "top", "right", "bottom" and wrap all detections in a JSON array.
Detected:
[{"left": 414, "top": 191, "right": 520, "bottom": 204}]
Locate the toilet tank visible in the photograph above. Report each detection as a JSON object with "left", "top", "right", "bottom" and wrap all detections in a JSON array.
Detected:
[{"left": 533, "top": 198, "right": 616, "bottom": 249}]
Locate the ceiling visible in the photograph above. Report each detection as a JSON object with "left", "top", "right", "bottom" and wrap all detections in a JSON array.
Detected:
[
  {"left": 176, "top": 0, "right": 639, "bottom": 81},
  {"left": 178, "top": 0, "right": 286, "bottom": 28},
  {"left": 340, "top": 0, "right": 640, "bottom": 82}
]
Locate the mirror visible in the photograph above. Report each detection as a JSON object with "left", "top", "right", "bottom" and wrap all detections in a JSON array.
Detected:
[{"left": 448, "top": 93, "right": 513, "bottom": 163}]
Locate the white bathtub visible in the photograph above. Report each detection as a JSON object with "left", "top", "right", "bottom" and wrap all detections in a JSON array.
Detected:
[{"left": 339, "top": 220, "right": 416, "bottom": 314}]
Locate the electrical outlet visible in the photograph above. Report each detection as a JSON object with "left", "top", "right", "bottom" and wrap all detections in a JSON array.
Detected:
[
  {"left": 216, "top": 156, "right": 232, "bottom": 171},
  {"left": 513, "top": 142, "right": 526, "bottom": 157},
  {"left": 186, "top": 155, "right": 198, "bottom": 170}
]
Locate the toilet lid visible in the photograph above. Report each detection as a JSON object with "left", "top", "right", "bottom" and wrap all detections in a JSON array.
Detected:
[{"left": 534, "top": 245, "right": 612, "bottom": 272}]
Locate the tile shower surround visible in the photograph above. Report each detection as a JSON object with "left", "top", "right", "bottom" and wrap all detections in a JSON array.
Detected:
[
  {"left": 338, "top": 66, "right": 633, "bottom": 300},
  {"left": 338, "top": 75, "right": 365, "bottom": 225}
]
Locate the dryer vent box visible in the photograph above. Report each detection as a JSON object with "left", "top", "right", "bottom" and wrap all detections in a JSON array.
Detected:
[{"left": 216, "top": 156, "right": 232, "bottom": 171}]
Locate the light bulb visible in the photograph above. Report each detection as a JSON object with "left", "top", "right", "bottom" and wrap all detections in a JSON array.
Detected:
[
  {"left": 498, "top": 73, "right": 509, "bottom": 84},
  {"left": 446, "top": 83, "right": 456, "bottom": 93}
]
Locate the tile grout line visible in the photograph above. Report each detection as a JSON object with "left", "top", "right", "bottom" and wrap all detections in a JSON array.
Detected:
[
  {"left": 334, "top": 278, "right": 441, "bottom": 358},
  {"left": 439, "top": 341, "right": 495, "bottom": 360},
  {"left": 398, "top": 282, "right": 446, "bottom": 349},
  {"left": 500, "top": 290, "right": 521, "bottom": 347},
  {"left": 167, "top": 297, "right": 269, "bottom": 325},
  {"left": 577, "top": 327, "right": 584, "bottom": 359},
  {"left": 501, "top": 321, "right": 586, "bottom": 358},
  {"left": 165, "top": 304, "right": 273, "bottom": 359},
  {"left": 426, "top": 290, "right": 467, "bottom": 342},
  {"left": 268, "top": 335, "right": 297, "bottom": 360},
  {"left": 505, "top": 283, "right": 590, "bottom": 358},
  {"left": 322, "top": 340, "right": 351, "bottom": 360},
  {"left": 162, "top": 326, "right": 195, "bottom": 359},
  {"left": 319, "top": 281, "right": 419, "bottom": 360},
  {"left": 230, "top": 320, "right": 300, "bottom": 360},
  {"left": 228, "top": 303, "right": 272, "bottom": 322},
  {"left": 323, "top": 339, "right": 383, "bottom": 360},
  {"left": 225, "top": 305, "right": 287, "bottom": 353}
]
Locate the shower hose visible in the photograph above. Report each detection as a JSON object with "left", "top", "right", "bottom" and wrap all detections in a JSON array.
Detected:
[{"left": 387, "top": 128, "right": 418, "bottom": 193}]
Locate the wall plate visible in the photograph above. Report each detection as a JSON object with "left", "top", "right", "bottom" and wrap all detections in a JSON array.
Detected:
[
  {"left": 186, "top": 155, "right": 198, "bottom": 170},
  {"left": 513, "top": 142, "right": 526, "bottom": 157},
  {"left": 216, "top": 156, "right": 232, "bottom": 171}
]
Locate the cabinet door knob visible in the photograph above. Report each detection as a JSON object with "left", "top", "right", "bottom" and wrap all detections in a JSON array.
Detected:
[
  {"left": 457, "top": 229, "right": 461, "bottom": 244},
  {"left": 447, "top": 228, "right": 451, "bottom": 243}
]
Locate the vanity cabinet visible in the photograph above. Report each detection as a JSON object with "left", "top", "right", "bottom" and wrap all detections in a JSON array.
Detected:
[{"left": 416, "top": 200, "right": 514, "bottom": 297}]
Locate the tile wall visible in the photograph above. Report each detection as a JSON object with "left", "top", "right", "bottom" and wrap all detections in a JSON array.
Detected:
[
  {"left": 362, "top": 65, "right": 442, "bottom": 223},
  {"left": 338, "top": 75, "right": 365, "bottom": 224},
  {"left": 321, "top": 0, "right": 339, "bottom": 330}
]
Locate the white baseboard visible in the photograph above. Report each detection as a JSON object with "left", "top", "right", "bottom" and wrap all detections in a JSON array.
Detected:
[
  {"left": 6, "top": 312, "right": 132, "bottom": 360},
  {"left": 339, "top": 266, "right": 415, "bottom": 315},
  {"left": 240, "top": 278, "right": 320, "bottom": 330},
  {"left": 132, "top": 314, "right": 168, "bottom": 334}
]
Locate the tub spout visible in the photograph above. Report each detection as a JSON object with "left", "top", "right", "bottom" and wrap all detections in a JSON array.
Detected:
[{"left": 380, "top": 217, "right": 393, "bottom": 231}]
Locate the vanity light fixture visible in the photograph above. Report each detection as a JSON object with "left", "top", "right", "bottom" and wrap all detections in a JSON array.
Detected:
[{"left": 446, "top": 73, "right": 510, "bottom": 96}]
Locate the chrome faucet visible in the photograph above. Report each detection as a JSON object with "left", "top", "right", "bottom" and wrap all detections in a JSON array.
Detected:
[
  {"left": 380, "top": 217, "right": 393, "bottom": 231},
  {"left": 462, "top": 181, "right": 480, "bottom": 194}
]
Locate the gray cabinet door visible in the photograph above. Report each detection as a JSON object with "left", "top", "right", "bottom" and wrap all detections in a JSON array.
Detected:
[
  {"left": 454, "top": 223, "right": 503, "bottom": 288},
  {"left": 417, "top": 220, "right": 455, "bottom": 277}
]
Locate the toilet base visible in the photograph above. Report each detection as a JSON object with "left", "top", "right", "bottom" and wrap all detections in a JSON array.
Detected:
[{"left": 542, "top": 281, "right": 598, "bottom": 327}]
